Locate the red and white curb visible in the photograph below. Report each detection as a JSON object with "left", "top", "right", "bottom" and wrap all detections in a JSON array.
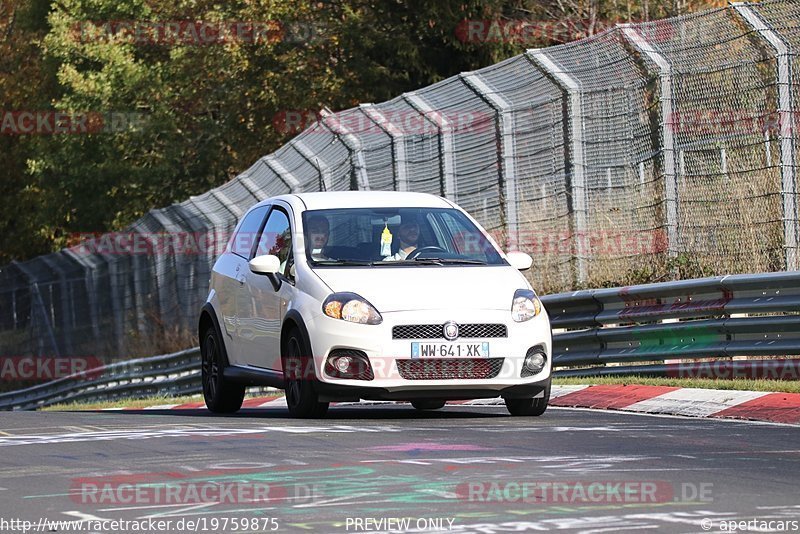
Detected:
[{"left": 102, "top": 385, "right": 800, "bottom": 425}]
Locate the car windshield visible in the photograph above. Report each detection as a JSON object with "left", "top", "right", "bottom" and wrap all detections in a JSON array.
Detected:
[{"left": 301, "top": 207, "right": 506, "bottom": 266}]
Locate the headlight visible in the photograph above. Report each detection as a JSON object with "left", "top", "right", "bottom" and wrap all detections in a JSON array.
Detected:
[
  {"left": 323, "top": 292, "right": 382, "bottom": 325},
  {"left": 511, "top": 289, "right": 542, "bottom": 322}
]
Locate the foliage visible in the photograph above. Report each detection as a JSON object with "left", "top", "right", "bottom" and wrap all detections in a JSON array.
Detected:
[{"left": 1, "top": 0, "right": 723, "bottom": 263}]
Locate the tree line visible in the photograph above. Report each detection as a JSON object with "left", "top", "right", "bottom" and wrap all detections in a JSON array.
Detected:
[{"left": 0, "top": 0, "right": 720, "bottom": 263}]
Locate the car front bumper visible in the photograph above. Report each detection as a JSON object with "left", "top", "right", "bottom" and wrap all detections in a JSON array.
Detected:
[{"left": 304, "top": 308, "right": 552, "bottom": 401}]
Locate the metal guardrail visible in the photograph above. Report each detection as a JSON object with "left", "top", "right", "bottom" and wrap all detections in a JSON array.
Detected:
[
  {"left": 1, "top": 271, "right": 798, "bottom": 410},
  {"left": 0, "top": 348, "right": 202, "bottom": 411},
  {"left": 542, "top": 271, "right": 800, "bottom": 376}
]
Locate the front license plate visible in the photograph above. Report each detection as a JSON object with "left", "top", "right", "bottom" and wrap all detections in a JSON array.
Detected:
[{"left": 411, "top": 342, "right": 489, "bottom": 358}]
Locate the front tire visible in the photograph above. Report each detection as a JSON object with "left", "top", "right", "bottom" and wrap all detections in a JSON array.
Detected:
[
  {"left": 411, "top": 400, "right": 446, "bottom": 410},
  {"left": 201, "top": 327, "right": 245, "bottom": 413},
  {"left": 282, "top": 329, "right": 329, "bottom": 418},
  {"left": 505, "top": 378, "right": 550, "bottom": 416}
]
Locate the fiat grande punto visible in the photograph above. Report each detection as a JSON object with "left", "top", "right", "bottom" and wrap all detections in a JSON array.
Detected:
[{"left": 198, "top": 191, "right": 552, "bottom": 418}]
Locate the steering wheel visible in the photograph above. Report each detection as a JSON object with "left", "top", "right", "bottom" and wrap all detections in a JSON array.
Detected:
[{"left": 406, "top": 246, "right": 447, "bottom": 260}]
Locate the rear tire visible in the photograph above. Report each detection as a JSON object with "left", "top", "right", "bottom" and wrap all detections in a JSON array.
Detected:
[
  {"left": 504, "top": 378, "right": 550, "bottom": 416},
  {"left": 282, "top": 329, "right": 329, "bottom": 418},
  {"left": 201, "top": 327, "right": 245, "bottom": 413},
  {"left": 411, "top": 400, "right": 446, "bottom": 410}
]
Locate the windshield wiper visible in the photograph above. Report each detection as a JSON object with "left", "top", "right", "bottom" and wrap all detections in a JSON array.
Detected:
[
  {"left": 369, "top": 259, "right": 444, "bottom": 266},
  {"left": 413, "top": 257, "right": 487, "bottom": 265},
  {"left": 313, "top": 260, "right": 374, "bottom": 266}
]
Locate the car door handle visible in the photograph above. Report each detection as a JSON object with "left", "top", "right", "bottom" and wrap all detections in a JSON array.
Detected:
[{"left": 236, "top": 274, "right": 246, "bottom": 285}]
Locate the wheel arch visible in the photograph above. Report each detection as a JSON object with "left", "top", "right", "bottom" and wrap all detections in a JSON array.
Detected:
[
  {"left": 281, "top": 310, "right": 317, "bottom": 376},
  {"left": 199, "top": 303, "right": 231, "bottom": 366},
  {"left": 281, "top": 309, "right": 312, "bottom": 354}
]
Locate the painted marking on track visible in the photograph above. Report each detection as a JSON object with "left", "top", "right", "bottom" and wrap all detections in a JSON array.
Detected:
[
  {"left": 63, "top": 510, "right": 113, "bottom": 522},
  {"left": 97, "top": 502, "right": 217, "bottom": 513},
  {"left": 363, "top": 443, "right": 491, "bottom": 452},
  {"left": 0, "top": 424, "right": 406, "bottom": 447}
]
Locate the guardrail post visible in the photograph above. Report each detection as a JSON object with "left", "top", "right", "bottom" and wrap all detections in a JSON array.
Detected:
[
  {"left": 292, "top": 139, "right": 333, "bottom": 192},
  {"left": 527, "top": 50, "right": 588, "bottom": 284},
  {"left": 732, "top": 3, "right": 799, "bottom": 271},
  {"left": 461, "top": 72, "right": 519, "bottom": 251},
  {"left": 403, "top": 92, "right": 456, "bottom": 199},
  {"left": 320, "top": 109, "right": 370, "bottom": 191},
  {"left": 619, "top": 24, "right": 680, "bottom": 260},
  {"left": 360, "top": 104, "right": 408, "bottom": 192}
]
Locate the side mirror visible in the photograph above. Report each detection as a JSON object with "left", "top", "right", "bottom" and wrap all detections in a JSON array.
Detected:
[
  {"left": 506, "top": 251, "right": 532, "bottom": 271},
  {"left": 249, "top": 254, "right": 281, "bottom": 275}
]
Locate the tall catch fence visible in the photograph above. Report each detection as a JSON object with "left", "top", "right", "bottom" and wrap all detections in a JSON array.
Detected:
[{"left": 0, "top": 1, "right": 798, "bottom": 365}]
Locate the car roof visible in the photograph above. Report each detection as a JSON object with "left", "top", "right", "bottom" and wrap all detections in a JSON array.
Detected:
[{"left": 284, "top": 191, "right": 454, "bottom": 211}]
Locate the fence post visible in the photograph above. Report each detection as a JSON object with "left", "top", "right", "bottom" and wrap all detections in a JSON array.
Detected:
[
  {"left": 63, "top": 250, "right": 101, "bottom": 340},
  {"left": 320, "top": 109, "right": 370, "bottom": 191},
  {"left": 527, "top": 49, "right": 588, "bottom": 284},
  {"left": 461, "top": 72, "right": 519, "bottom": 251},
  {"left": 360, "top": 104, "right": 408, "bottom": 192},
  {"left": 263, "top": 155, "right": 302, "bottom": 193},
  {"left": 12, "top": 261, "right": 61, "bottom": 357},
  {"left": 292, "top": 139, "right": 333, "bottom": 192},
  {"left": 237, "top": 171, "right": 270, "bottom": 201},
  {"left": 619, "top": 24, "right": 680, "bottom": 260},
  {"left": 732, "top": 3, "right": 799, "bottom": 271},
  {"left": 39, "top": 255, "right": 73, "bottom": 356},
  {"left": 403, "top": 91, "right": 456, "bottom": 199}
]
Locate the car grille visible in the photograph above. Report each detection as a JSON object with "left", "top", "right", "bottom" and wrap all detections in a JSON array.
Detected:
[
  {"left": 396, "top": 358, "right": 505, "bottom": 380},
  {"left": 392, "top": 323, "right": 507, "bottom": 339}
]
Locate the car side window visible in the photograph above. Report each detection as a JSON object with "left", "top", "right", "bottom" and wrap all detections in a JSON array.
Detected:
[
  {"left": 253, "top": 208, "right": 293, "bottom": 273},
  {"left": 230, "top": 206, "right": 269, "bottom": 258}
]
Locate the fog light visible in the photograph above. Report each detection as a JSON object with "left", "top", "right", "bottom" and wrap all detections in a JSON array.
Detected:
[
  {"left": 334, "top": 356, "right": 353, "bottom": 373},
  {"left": 325, "top": 350, "right": 374, "bottom": 380},
  {"left": 522, "top": 350, "right": 547, "bottom": 377}
]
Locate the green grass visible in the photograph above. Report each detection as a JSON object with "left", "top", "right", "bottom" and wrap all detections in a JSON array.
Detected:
[
  {"left": 41, "top": 394, "right": 205, "bottom": 411},
  {"left": 553, "top": 376, "right": 800, "bottom": 394},
  {"left": 41, "top": 390, "right": 284, "bottom": 411}
]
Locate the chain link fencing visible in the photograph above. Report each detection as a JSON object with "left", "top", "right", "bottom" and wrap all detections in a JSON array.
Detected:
[{"left": 0, "top": 0, "right": 798, "bottom": 367}]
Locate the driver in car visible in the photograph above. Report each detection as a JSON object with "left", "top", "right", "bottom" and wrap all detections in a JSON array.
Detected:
[
  {"left": 383, "top": 215, "right": 420, "bottom": 261},
  {"left": 306, "top": 215, "right": 331, "bottom": 261}
]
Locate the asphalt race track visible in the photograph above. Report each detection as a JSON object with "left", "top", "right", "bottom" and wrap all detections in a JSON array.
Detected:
[{"left": 0, "top": 404, "right": 799, "bottom": 533}]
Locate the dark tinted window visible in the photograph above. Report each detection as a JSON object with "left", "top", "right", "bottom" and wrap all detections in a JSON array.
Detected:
[
  {"left": 230, "top": 206, "right": 268, "bottom": 257},
  {"left": 254, "top": 208, "right": 292, "bottom": 266}
]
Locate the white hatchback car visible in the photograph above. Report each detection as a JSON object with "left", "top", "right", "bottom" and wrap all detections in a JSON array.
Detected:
[{"left": 198, "top": 191, "right": 552, "bottom": 418}]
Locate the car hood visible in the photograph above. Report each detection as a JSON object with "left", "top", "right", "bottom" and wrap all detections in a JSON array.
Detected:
[{"left": 312, "top": 265, "right": 529, "bottom": 312}]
